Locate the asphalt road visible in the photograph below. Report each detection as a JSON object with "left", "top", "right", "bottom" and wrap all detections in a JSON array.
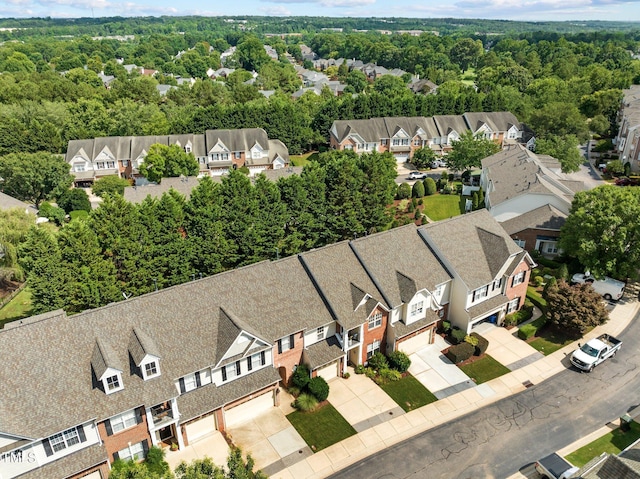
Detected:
[{"left": 329, "top": 308, "right": 640, "bottom": 479}]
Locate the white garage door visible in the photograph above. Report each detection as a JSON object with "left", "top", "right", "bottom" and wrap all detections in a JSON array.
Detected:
[
  {"left": 225, "top": 391, "right": 274, "bottom": 428},
  {"left": 398, "top": 330, "right": 432, "bottom": 355},
  {"left": 316, "top": 362, "right": 339, "bottom": 381},
  {"left": 185, "top": 414, "right": 216, "bottom": 443},
  {"left": 81, "top": 472, "right": 102, "bottom": 479},
  {"left": 395, "top": 154, "right": 409, "bottom": 164}
]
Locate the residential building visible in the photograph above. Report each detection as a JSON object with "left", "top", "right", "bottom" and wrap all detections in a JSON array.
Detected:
[
  {"left": 65, "top": 129, "right": 290, "bottom": 186},
  {"left": 330, "top": 112, "right": 529, "bottom": 163},
  {"left": 480, "top": 144, "right": 585, "bottom": 255},
  {"left": 614, "top": 85, "right": 640, "bottom": 174},
  {"left": 0, "top": 192, "right": 37, "bottom": 214},
  {"left": 0, "top": 213, "right": 531, "bottom": 478}
]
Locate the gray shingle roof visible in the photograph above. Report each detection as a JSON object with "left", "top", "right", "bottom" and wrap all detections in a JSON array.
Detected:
[
  {"left": 500, "top": 204, "right": 567, "bottom": 236},
  {"left": 467, "top": 295, "right": 508, "bottom": 320},
  {"left": 419, "top": 210, "right": 522, "bottom": 290},
  {"left": 205, "top": 128, "right": 269, "bottom": 154},
  {"left": 331, "top": 116, "right": 440, "bottom": 143},
  {"left": 123, "top": 176, "right": 212, "bottom": 204},
  {"left": 350, "top": 224, "right": 451, "bottom": 308},
  {"left": 392, "top": 310, "right": 440, "bottom": 339},
  {"left": 128, "top": 327, "right": 161, "bottom": 365},
  {"left": 0, "top": 191, "right": 35, "bottom": 213},
  {"left": 433, "top": 115, "right": 471, "bottom": 137},
  {"left": 304, "top": 336, "right": 344, "bottom": 369},
  {"left": 463, "top": 111, "right": 520, "bottom": 133}
]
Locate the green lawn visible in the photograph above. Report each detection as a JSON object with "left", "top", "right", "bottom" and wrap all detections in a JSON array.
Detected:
[
  {"left": 528, "top": 325, "right": 574, "bottom": 355},
  {"left": 378, "top": 373, "right": 438, "bottom": 412},
  {"left": 0, "top": 288, "right": 32, "bottom": 328},
  {"left": 566, "top": 421, "right": 640, "bottom": 467},
  {"left": 289, "top": 152, "right": 319, "bottom": 167},
  {"left": 422, "top": 194, "right": 463, "bottom": 221},
  {"left": 287, "top": 403, "right": 356, "bottom": 452},
  {"left": 459, "top": 355, "right": 510, "bottom": 384}
]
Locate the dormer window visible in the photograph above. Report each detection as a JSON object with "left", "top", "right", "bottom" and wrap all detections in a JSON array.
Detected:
[
  {"left": 105, "top": 374, "right": 123, "bottom": 393},
  {"left": 143, "top": 361, "right": 159, "bottom": 379}
]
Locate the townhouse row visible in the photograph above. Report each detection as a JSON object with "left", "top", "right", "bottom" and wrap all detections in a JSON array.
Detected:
[
  {"left": 65, "top": 128, "right": 290, "bottom": 187},
  {"left": 0, "top": 210, "right": 533, "bottom": 479},
  {"left": 615, "top": 85, "right": 640, "bottom": 175},
  {"left": 330, "top": 111, "right": 535, "bottom": 163}
]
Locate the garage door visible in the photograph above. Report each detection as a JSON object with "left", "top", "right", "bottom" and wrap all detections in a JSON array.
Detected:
[
  {"left": 225, "top": 391, "right": 274, "bottom": 428},
  {"left": 185, "top": 414, "right": 216, "bottom": 443},
  {"left": 316, "top": 361, "right": 339, "bottom": 381},
  {"left": 395, "top": 154, "right": 409, "bottom": 164},
  {"left": 80, "top": 472, "right": 102, "bottom": 479},
  {"left": 398, "top": 329, "right": 432, "bottom": 355}
]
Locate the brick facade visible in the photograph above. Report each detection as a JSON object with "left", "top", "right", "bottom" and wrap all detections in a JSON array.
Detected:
[
  {"left": 361, "top": 306, "right": 389, "bottom": 365},
  {"left": 506, "top": 259, "right": 531, "bottom": 309},
  {"left": 509, "top": 228, "right": 560, "bottom": 255},
  {"left": 97, "top": 406, "right": 152, "bottom": 463},
  {"left": 272, "top": 330, "right": 304, "bottom": 384}
]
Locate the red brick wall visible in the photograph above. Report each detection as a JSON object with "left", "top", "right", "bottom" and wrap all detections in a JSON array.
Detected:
[
  {"left": 272, "top": 331, "right": 304, "bottom": 384},
  {"left": 98, "top": 407, "right": 153, "bottom": 463},
  {"left": 509, "top": 228, "right": 560, "bottom": 254},
  {"left": 506, "top": 259, "right": 531, "bottom": 309},
  {"left": 361, "top": 306, "right": 388, "bottom": 365},
  {"left": 68, "top": 461, "right": 110, "bottom": 479}
]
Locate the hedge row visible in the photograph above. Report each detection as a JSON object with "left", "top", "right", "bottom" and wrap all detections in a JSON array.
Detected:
[
  {"left": 445, "top": 342, "right": 475, "bottom": 363},
  {"left": 517, "top": 315, "right": 548, "bottom": 340},
  {"left": 470, "top": 332, "right": 489, "bottom": 356}
]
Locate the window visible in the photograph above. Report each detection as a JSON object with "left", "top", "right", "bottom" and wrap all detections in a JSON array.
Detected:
[
  {"left": 110, "top": 410, "right": 138, "bottom": 433},
  {"left": 49, "top": 428, "right": 80, "bottom": 453},
  {"left": 96, "top": 162, "right": 105, "bottom": 169},
  {"left": 472, "top": 286, "right": 489, "bottom": 302},
  {"left": 492, "top": 278, "right": 502, "bottom": 291},
  {"left": 73, "top": 163, "right": 85, "bottom": 172},
  {"left": 514, "top": 239, "right": 526, "bottom": 248},
  {"left": 512, "top": 271, "right": 526, "bottom": 286},
  {"left": 185, "top": 146, "right": 191, "bottom": 153},
  {"left": 545, "top": 243, "right": 559, "bottom": 254},
  {"left": 392, "top": 139, "right": 400, "bottom": 146},
  {"left": 410, "top": 301, "right": 424, "bottom": 317},
  {"left": 106, "top": 375, "right": 120, "bottom": 392},
  {"left": 118, "top": 441, "right": 145, "bottom": 462},
  {"left": 434, "top": 285, "right": 443, "bottom": 297},
  {"left": 184, "top": 374, "right": 197, "bottom": 392},
  {"left": 144, "top": 361, "right": 159, "bottom": 379},
  {"left": 381, "top": 139, "right": 388, "bottom": 146},
  {"left": 366, "top": 340, "right": 380, "bottom": 360},
  {"left": 317, "top": 326, "right": 325, "bottom": 341},
  {"left": 368, "top": 312, "right": 382, "bottom": 329},
  {"left": 401, "top": 139, "right": 409, "bottom": 146},
  {"left": 223, "top": 361, "right": 241, "bottom": 381},
  {"left": 278, "top": 334, "right": 295, "bottom": 353},
  {"left": 507, "top": 297, "right": 520, "bottom": 313},
  {"left": 107, "top": 161, "right": 115, "bottom": 169},
  {"left": 234, "top": 151, "right": 241, "bottom": 159},
  {"left": 413, "top": 139, "right": 420, "bottom": 146}
]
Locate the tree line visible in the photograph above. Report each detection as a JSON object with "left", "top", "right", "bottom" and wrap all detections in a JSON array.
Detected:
[{"left": 17, "top": 151, "right": 397, "bottom": 315}]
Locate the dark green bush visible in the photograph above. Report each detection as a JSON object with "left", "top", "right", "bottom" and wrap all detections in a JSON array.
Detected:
[
  {"left": 412, "top": 181, "right": 425, "bottom": 198},
  {"left": 424, "top": 177, "right": 437, "bottom": 195},
  {"left": 388, "top": 351, "right": 411, "bottom": 373},
  {"left": 450, "top": 327, "right": 466, "bottom": 344},
  {"left": 440, "top": 320, "right": 451, "bottom": 333},
  {"left": 445, "top": 342, "right": 475, "bottom": 363},
  {"left": 291, "top": 364, "right": 310, "bottom": 389},
  {"left": 367, "top": 351, "right": 389, "bottom": 371},
  {"left": 375, "top": 368, "right": 401, "bottom": 384},
  {"left": 397, "top": 182, "right": 411, "bottom": 199},
  {"left": 307, "top": 376, "right": 329, "bottom": 402},
  {"left": 354, "top": 364, "right": 365, "bottom": 374},
  {"left": 518, "top": 324, "right": 537, "bottom": 340},
  {"left": 408, "top": 202, "right": 415, "bottom": 213},
  {"left": 470, "top": 332, "right": 489, "bottom": 356}
]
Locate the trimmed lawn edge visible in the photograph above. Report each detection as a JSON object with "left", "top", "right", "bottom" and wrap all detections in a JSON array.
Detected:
[
  {"left": 565, "top": 421, "right": 640, "bottom": 467},
  {"left": 287, "top": 403, "right": 356, "bottom": 452},
  {"left": 378, "top": 373, "right": 438, "bottom": 412},
  {"left": 458, "top": 354, "right": 510, "bottom": 384}
]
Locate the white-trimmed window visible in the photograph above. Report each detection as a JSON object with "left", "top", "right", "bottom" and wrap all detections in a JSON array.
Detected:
[
  {"left": 118, "top": 441, "right": 145, "bottom": 462},
  {"left": 96, "top": 162, "right": 105, "bottom": 169},
  {"left": 472, "top": 286, "right": 489, "bottom": 302},
  {"left": 110, "top": 410, "right": 138, "bottom": 433},
  {"left": 107, "top": 161, "right": 115, "bottom": 169},
  {"left": 512, "top": 271, "right": 526, "bottom": 287},
  {"left": 222, "top": 361, "right": 241, "bottom": 382},
  {"left": 366, "top": 340, "right": 380, "bottom": 360},
  {"left": 507, "top": 297, "right": 520, "bottom": 313},
  {"left": 368, "top": 312, "right": 382, "bottom": 329},
  {"left": 317, "top": 326, "right": 325, "bottom": 341},
  {"left": 545, "top": 243, "right": 559, "bottom": 254},
  {"left": 105, "top": 374, "right": 122, "bottom": 392},
  {"left": 514, "top": 239, "right": 526, "bottom": 248},
  {"left": 143, "top": 360, "right": 160, "bottom": 379},
  {"left": 183, "top": 373, "right": 197, "bottom": 392},
  {"left": 381, "top": 139, "right": 388, "bottom": 145},
  {"left": 434, "top": 284, "right": 443, "bottom": 297},
  {"left": 49, "top": 428, "right": 80, "bottom": 453},
  {"left": 250, "top": 351, "right": 266, "bottom": 369},
  {"left": 185, "top": 146, "right": 192, "bottom": 153},
  {"left": 234, "top": 151, "right": 242, "bottom": 159},
  {"left": 122, "top": 160, "right": 130, "bottom": 167},
  {"left": 73, "top": 163, "right": 85, "bottom": 172},
  {"left": 278, "top": 334, "right": 295, "bottom": 353},
  {"left": 392, "top": 139, "right": 400, "bottom": 146},
  {"left": 492, "top": 278, "right": 503, "bottom": 291},
  {"left": 413, "top": 139, "right": 420, "bottom": 146},
  {"left": 410, "top": 301, "right": 424, "bottom": 317}
]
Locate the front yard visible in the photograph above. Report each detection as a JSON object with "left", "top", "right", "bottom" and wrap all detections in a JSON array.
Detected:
[
  {"left": 0, "top": 287, "right": 32, "bottom": 328},
  {"left": 378, "top": 373, "right": 438, "bottom": 412},
  {"left": 565, "top": 421, "right": 640, "bottom": 467},
  {"left": 287, "top": 403, "right": 356, "bottom": 452},
  {"left": 527, "top": 327, "right": 574, "bottom": 355},
  {"left": 422, "top": 194, "right": 464, "bottom": 221},
  {"left": 458, "top": 355, "right": 510, "bottom": 384}
]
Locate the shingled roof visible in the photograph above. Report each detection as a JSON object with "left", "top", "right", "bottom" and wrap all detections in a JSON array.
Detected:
[{"left": 500, "top": 204, "right": 567, "bottom": 236}]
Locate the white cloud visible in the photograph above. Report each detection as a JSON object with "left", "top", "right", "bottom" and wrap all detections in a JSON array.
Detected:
[
  {"left": 259, "top": 4, "right": 292, "bottom": 14},
  {"left": 261, "top": 0, "right": 374, "bottom": 6}
]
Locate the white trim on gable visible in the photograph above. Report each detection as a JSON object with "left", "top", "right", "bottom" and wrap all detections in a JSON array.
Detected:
[
  {"left": 392, "top": 128, "right": 409, "bottom": 139},
  {"left": 209, "top": 140, "right": 230, "bottom": 154}
]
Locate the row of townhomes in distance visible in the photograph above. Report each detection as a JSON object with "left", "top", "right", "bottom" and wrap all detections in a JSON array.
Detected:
[
  {"left": 330, "top": 111, "right": 535, "bottom": 163},
  {"left": 0, "top": 210, "right": 534, "bottom": 479},
  {"left": 615, "top": 85, "right": 640, "bottom": 174},
  {"left": 65, "top": 128, "right": 290, "bottom": 187}
]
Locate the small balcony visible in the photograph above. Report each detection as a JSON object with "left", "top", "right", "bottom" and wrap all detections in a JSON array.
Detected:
[{"left": 151, "top": 403, "right": 175, "bottom": 428}]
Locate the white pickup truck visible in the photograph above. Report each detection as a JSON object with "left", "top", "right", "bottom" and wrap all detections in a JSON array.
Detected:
[
  {"left": 535, "top": 452, "right": 579, "bottom": 479},
  {"left": 570, "top": 334, "right": 622, "bottom": 372},
  {"left": 571, "top": 272, "right": 625, "bottom": 301}
]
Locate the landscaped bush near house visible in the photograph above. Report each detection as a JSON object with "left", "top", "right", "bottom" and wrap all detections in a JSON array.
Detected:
[
  {"left": 518, "top": 315, "right": 547, "bottom": 340},
  {"left": 504, "top": 303, "right": 534, "bottom": 326},
  {"left": 408, "top": 202, "right": 415, "bottom": 213},
  {"left": 412, "top": 181, "right": 425, "bottom": 198},
  {"left": 470, "top": 332, "right": 489, "bottom": 356},
  {"left": 527, "top": 287, "right": 548, "bottom": 313},
  {"left": 367, "top": 351, "right": 389, "bottom": 371},
  {"left": 534, "top": 275, "right": 544, "bottom": 287},
  {"left": 295, "top": 393, "right": 319, "bottom": 412},
  {"left": 388, "top": 351, "right": 411, "bottom": 373},
  {"left": 439, "top": 320, "right": 451, "bottom": 334},
  {"left": 291, "top": 364, "right": 311, "bottom": 389},
  {"left": 556, "top": 263, "right": 569, "bottom": 281},
  {"left": 464, "top": 334, "right": 479, "bottom": 347},
  {"left": 397, "top": 182, "right": 411, "bottom": 199},
  {"left": 354, "top": 364, "right": 365, "bottom": 374},
  {"left": 450, "top": 327, "right": 466, "bottom": 344},
  {"left": 445, "top": 342, "right": 475, "bottom": 363},
  {"left": 308, "top": 376, "right": 330, "bottom": 402},
  {"left": 374, "top": 368, "right": 402, "bottom": 384}
]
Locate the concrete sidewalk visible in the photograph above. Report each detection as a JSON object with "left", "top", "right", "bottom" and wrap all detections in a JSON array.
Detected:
[{"left": 271, "top": 298, "right": 640, "bottom": 479}]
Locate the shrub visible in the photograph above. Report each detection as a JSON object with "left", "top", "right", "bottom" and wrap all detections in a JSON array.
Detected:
[
  {"left": 375, "top": 368, "right": 402, "bottom": 384},
  {"left": 291, "top": 364, "right": 310, "bottom": 389},
  {"left": 518, "top": 324, "right": 537, "bottom": 340},
  {"left": 464, "top": 334, "right": 479, "bottom": 347},
  {"left": 470, "top": 332, "right": 489, "bottom": 356},
  {"left": 388, "top": 351, "right": 411, "bottom": 373},
  {"left": 38, "top": 202, "right": 66, "bottom": 225},
  {"left": 450, "top": 327, "right": 466, "bottom": 344},
  {"left": 57, "top": 188, "right": 91, "bottom": 213},
  {"left": 397, "top": 182, "right": 411, "bottom": 199},
  {"left": 445, "top": 342, "right": 475, "bottom": 363},
  {"left": 354, "top": 364, "right": 365, "bottom": 374},
  {"left": 556, "top": 263, "right": 569, "bottom": 281},
  {"left": 307, "top": 376, "right": 329, "bottom": 402},
  {"left": 424, "top": 177, "right": 437, "bottom": 195},
  {"left": 295, "top": 393, "right": 318, "bottom": 412},
  {"left": 533, "top": 275, "right": 544, "bottom": 287},
  {"left": 408, "top": 202, "right": 415, "bottom": 213},
  {"left": 414, "top": 209, "right": 422, "bottom": 220},
  {"left": 343, "top": 372, "right": 350, "bottom": 379},
  {"left": 418, "top": 198, "right": 423, "bottom": 205},
  {"left": 607, "top": 160, "right": 625, "bottom": 176},
  {"left": 543, "top": 276, "right": 558, "bottom": 296},
  {"left": 145, "top": 446, "right": 170, "bottom": 476},
  {"left": 440, "top": 320, "right": 451, "bottom": 333},
  {"left": 367, "top": 351, "right": 389, "bottom": 371},
  {"left": 412, "top": 181, "right": 425, "bottom": 198},
  {"left": 69, "top": 210, "right": 89, "bottom": 221},
  {"left": 364, "top": 367, "right": 377, "bottom": 379},
  {"left": 287, "top": 386, "right": 301, "bottom": 397},
  {"left": 503, "top": 314, "right": 518, "bottom": 328}
]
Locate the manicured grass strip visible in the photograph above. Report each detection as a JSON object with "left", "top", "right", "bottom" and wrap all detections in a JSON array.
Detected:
[
  {"left": 287, "top": 403, "right": 356, "bottom": 452},
  {"left": 527, "top": 286, "right": 547, "bottom": 311},
  {"left": 528, "top": 326, "right": 574, "bottom": 355},
  {"left": 289, "top": 152, "right": 319, "bottom": 167},
  {"left": 458, "top": 355, "right": 510, "bottom": 385},
  {"left": 422, "top": 194, "right": 463, "bottom": 221},
  {"left": 565, "top": 421, "right": 640, "bottom": 467},
  {"left": 0, "top": 288, "right": 32, "bottom": 328},
  {"left": 378, "top": 373, "right": 438, "bottom": 412}
]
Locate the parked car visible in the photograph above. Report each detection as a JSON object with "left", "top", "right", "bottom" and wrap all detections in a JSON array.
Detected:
[
  {"left": 570, "top": 334, "right": 622, "bottom": 372},
  {"left": 615, "top": 177, "right": 639, "bottom": 186},
  {"left": 535, "top": 453, "right": 579, "bottom": 479},
  {"left": 430, "top": 160, "right": 447, "bottom": 169},
  {"left": 407, "top": 171, "right": 427, "bottom": 180},
  {"left": 570, "top": 272, "right": 625, "bottom": 301}
]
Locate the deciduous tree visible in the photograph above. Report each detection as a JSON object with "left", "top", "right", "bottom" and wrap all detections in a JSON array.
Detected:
[
  {"left": 544, "top": 280, "right": 608, "bottom": 338},
  {"left": 139, "top": 144, "right": 199, "bottom": 183},
  {"left": 446, "top": 131, "right": 500, "bottom": 172}
]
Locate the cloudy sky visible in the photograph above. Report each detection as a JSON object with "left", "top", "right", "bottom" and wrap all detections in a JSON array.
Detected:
[{"left": 0, "top": 0, "right": 638, "bottom": 22}]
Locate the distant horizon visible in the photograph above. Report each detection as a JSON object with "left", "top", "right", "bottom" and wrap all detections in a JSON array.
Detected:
[{"left": 0, "top": 0, "right": 640, "bottom": 24}]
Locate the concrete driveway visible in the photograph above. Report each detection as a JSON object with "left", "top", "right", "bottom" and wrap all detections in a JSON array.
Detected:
[
  {"left": 327, "top": 368, "right": 404, "bottom": 432},
  {"left": 165, "top": 430, "right": 230, "bottom": 471},
  {"left": 476, "top": 323, "right": 545, "bottom": 370}
]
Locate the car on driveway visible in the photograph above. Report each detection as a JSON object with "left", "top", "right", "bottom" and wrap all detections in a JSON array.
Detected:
[
  {"left": 430, "top": 160, "right": 447, "bottom": 169},
  {"left": 615, "top": 177, "right": 639, "bottom": 186},
  {"left": 407, "top": 171, "right": 427, "bottom": 180}
]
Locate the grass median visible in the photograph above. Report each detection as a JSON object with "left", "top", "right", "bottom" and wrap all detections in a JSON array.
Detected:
[{"left": 287, "top": 403, "right": 356, "bottom": 452}]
